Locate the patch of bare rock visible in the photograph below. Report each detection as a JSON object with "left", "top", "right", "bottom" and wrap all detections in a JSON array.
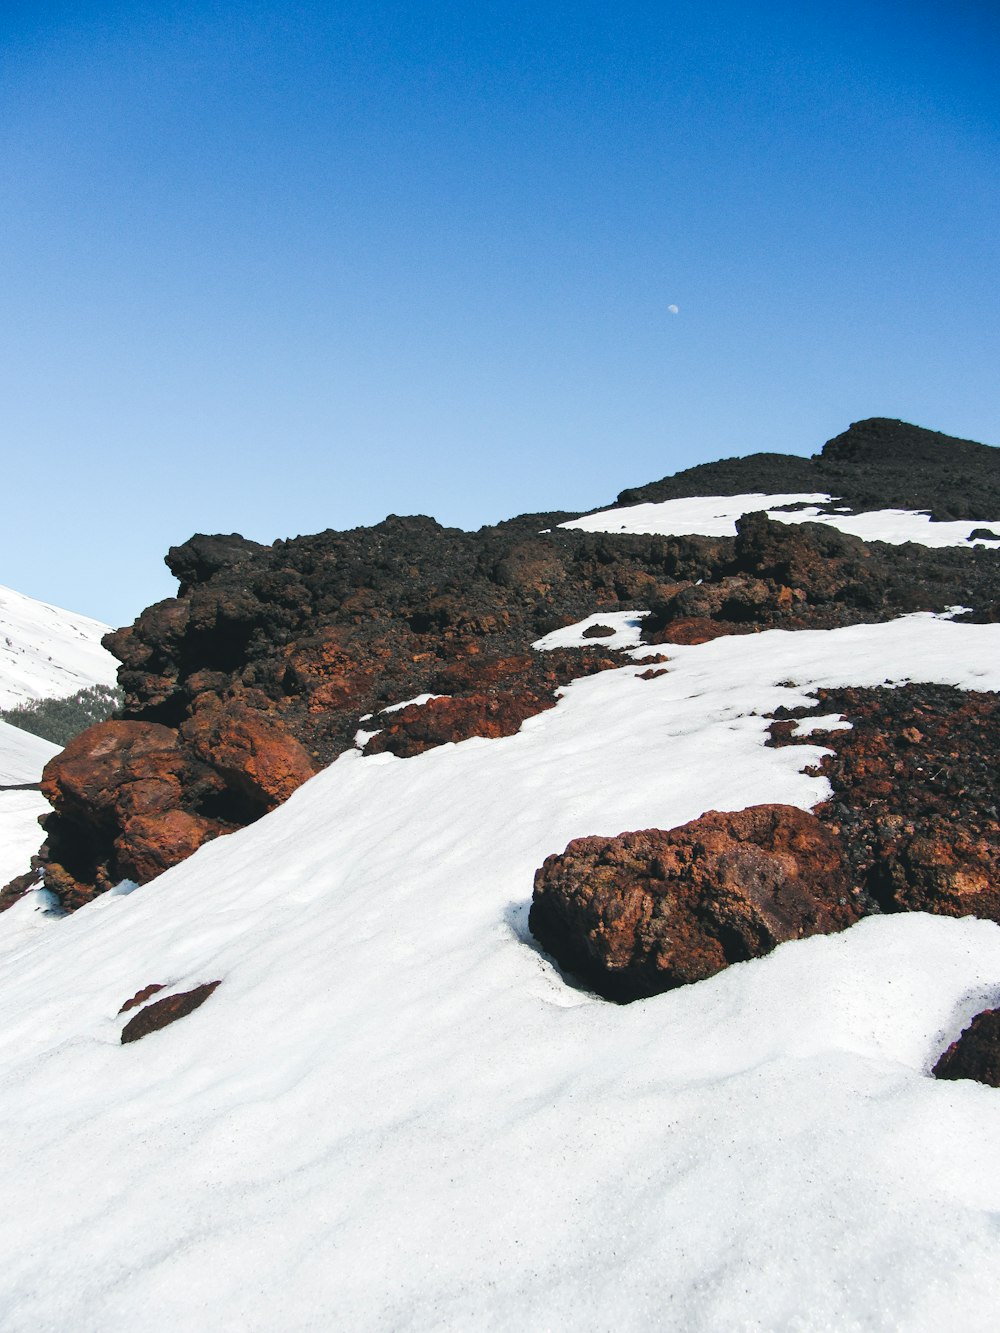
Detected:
[
  {"left": 119, "top": 981, "right": 221, "bottom": 1044},
  {"left": 933, "top": 1010, "right": 1000, "bottom": 1087}
]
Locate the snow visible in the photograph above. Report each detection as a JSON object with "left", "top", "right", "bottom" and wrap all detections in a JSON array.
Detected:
[
  {"left": 0, "top": 582, "right": 117, "bottom": 709},
  {"left": 2, "top": 613, "right": 1000, "bottom": 1328},
  {"left": 562, "top": 492, "right": 1000, "bottom": 548},
  {"left": 532, "top": 608, "right": 649, "bottom": 651},
  {"left": 0, "top": 720, "right": 57, "bottom": 887}
]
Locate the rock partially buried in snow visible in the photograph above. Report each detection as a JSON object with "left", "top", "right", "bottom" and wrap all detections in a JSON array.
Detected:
[
  {"left": 933, "top": 1008, "right": 1000, "bottom": 1087},
  {"left": 120, "top": 981, "right": 221, "bottom": 1044},
  {"left": 529, "top": 805, "right": 861, "bottom": 1001}
]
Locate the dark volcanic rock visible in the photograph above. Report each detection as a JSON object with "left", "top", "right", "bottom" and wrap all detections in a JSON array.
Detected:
[
  {"left": 529, "top": 805, "right": 860, "bottom": 1001},
  {"left": 933, "top": 1009, "right": 1000, "bottom": 1087},
  {"left": 768, "top": 684, "right": 1000, "bottom": 922},
  {"left": 120, "top": 981, "right": 221, "bottom": 1044},
  {"left": 617, "top": 417, "right": 1000, "bottom": 522}
]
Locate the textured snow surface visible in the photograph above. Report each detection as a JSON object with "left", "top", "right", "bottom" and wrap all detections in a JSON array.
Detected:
[
  {"left": 0, "top": 582, "right": 117, "bottom": 709},
  {"left": 2, "top": 616, "right": 1000, "bottom": 1330},
  {"left": 0, "top": 720, "right": 57, "bottom": 886},
  {"left": 562, "top": 492, "right": 1000, "bottom": 547}
]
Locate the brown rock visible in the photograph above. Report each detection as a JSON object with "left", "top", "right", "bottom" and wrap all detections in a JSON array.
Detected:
[
  {"left": 366, "top": 649, "right": 621, "bottom": 758},
  {"left": 529, "top": 804, "right": 860, "bottom": 1001},
  {"left": 180, "top": 700, "right": 318, "bottom": 814},
  {"left": 119, "top": 983, "right": 166, "bottom": 1014},
  {"left": 115, "top": 809, "right": 225, "bottom": 883},
  {"left": 933, "top": 1009, "right": 1000, "bottom": 1087},
  {"left": 120, "top": 981, "right": 221, "bottom": 1044},
  {"left": 768, "top": 684, "right": 1000, "bottom": 922}
]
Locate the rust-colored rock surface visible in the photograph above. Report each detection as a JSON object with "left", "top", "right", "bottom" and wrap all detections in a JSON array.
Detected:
[
  {"left": 769, "top": 683, "right": 1000, "bottom": 922},
  {"left": 933, "top": 1009, "right": 1000, "bottom": 1087},
  {"left": 38, "top": 720, "right": 231, "bottom": 908},
  {"left": 180, "top": 699, "right": 318, "bottom": 813},
  {"left": 119, "top": 983, "right": 166, "bottom": 1014},
  {"left": 365, "top": 649, "right": 621, "bottom": 758},
  {"left": 120, "top": 981, "right": 221, "bottom": 1044},
  {"left": 529, "top": 804, "right": 860, "bottom": 1001}
]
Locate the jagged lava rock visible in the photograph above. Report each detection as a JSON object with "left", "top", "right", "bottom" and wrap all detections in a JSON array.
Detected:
[
  {"left": 529, "top": 804, "right": 860, "bottom": 1001},
  {"left": 768, "top": 683, "right": 1000, "bottom": 921},
  {"left": 933, "top": 1009, "right": 1000, "bottom": 1087}
]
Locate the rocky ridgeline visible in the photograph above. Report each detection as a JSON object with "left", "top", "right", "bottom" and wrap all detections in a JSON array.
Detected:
[{"left": 5, "top": 414, "right": 1000, "bottom": 1007}]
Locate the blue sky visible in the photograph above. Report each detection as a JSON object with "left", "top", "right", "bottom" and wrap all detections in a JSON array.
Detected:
[{"left": 2, "top": 0, "right": 998, "bottom": 625}]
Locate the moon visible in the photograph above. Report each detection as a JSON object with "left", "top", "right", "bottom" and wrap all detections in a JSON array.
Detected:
[{"left": 668, "top": 304, "right": 679, "bottom": 314}]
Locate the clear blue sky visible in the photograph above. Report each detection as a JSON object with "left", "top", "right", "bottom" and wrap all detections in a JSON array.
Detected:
[{"left": 2, "top": 0, "right": 998, "bottom": 626}]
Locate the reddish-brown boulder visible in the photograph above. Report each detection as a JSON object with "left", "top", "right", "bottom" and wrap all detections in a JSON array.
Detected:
[
  {"left": 114, "top": 809, "right": 225, "bottom": 883},
  {"left": 180, "top": 699, "right": 317, "bottom": 813},
  {"left": 120, "top": 981, "right": 221, "bottom": 1044},
  {"left": 529, "top": 804, "right": 860, "bottom": 1001},
  {"left": 41, "top": 720, "right": 187, "bottom": 823},
  {"left": 933, "top": 1009, "right": 1000, "bottom": 1087}
]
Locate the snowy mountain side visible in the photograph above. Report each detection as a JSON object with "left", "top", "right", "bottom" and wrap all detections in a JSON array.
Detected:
[
  {"left": 0, "top": 582, "right": 117, "bottom": 709},
  {"left": 0, "top": 720, "right": 58, "bottom": 888},
  {"left": 2, "top": 616, "right": 1000, "bottom": 1328},
  {"left": 0, "top": 585, "right": 118, "bottom": 896},
  {"left": 16, "top": 419, "right": 1000, "bottom": 918}
]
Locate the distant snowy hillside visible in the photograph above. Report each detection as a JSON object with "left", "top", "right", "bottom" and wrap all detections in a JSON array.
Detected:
[
  {"left": 0, "top": 583, "right": 117, "bottom": 710},
  {"left": 0, "top": 583, "right": 116, "bottom": 888},
  {"left": 3, "top": 613, "right": 1000, "bottom": 1329},
  {"left": 0, "top": 721, "right": 58, "bottom": 887}
]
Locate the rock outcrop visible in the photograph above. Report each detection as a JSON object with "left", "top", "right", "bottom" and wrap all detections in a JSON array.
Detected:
[
  {"left": 9, "top": 418, "right": 1000, "bottom": 914},
  {"left": 529, "top": 805, "right": 860, "bottom": 1001},
  {"left": 933, "top": 1009, "right": 1000, "bottom": 1087}
]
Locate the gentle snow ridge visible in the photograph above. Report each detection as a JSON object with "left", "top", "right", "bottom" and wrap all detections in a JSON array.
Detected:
[
  {"left": 561, "top": 491, "right": 1000, "bottom": 547},
  {"left": 0, "top": 582, "right": 117, "bottom": 710},
  {"left": 2, "top": 614, "right": 1000, "bottom": 1329}
]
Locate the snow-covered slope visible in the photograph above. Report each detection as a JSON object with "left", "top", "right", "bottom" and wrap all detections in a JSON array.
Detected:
[
  {"left": 0, "top": 582, "right": 117, "bottom": 710},
  {"left": 561, "top": 491, "right": 1000, "bottom": 546},
  {"left": 0, "top": 720, "right": 58, "bottom": 887},
  {"left": 3, "top": 613, "right": 1000, "bottom": 1329}
]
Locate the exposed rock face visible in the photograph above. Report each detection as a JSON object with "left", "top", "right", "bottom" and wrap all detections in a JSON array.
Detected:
[
  {"left": 933, "top": 1010, "right": 1000, "bottom": 1087},
  {"left": 119, "top": 981, "right": 221, "bottom": 1044},
  {"left": 529, "top": 805, "right": 860, "bottom": 1001},
  {"left": 32, "top": 519, "right": 728, "bottom": 908},
  {"left": 768, "top": 683, "right": 1000, "bottom": 922},
  {"left": 364, "top": 648, "right": 621, "bottom": 758},
  {"left": 12, "top": 418, "right": 1000, "bottom": 914},
  {"left": 39, "top": 721, "right": 231, "bottom": 908},
  {"left": 618, "top": 417, "right": 1000, "bottom": 521}
]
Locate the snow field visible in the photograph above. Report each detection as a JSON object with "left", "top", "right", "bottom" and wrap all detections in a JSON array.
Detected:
[
  {"left": 0, "top": 719, "right": 57, "bottom": 887},
  {"left": 561, "top": 491, "right": 1000, "bottom": 548},
  {"left": 0, "top": 582, "right": 117, "bottom": 709},
  {"left": 1, "top": 615, "right": 1000, "bottom": 1328}
]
